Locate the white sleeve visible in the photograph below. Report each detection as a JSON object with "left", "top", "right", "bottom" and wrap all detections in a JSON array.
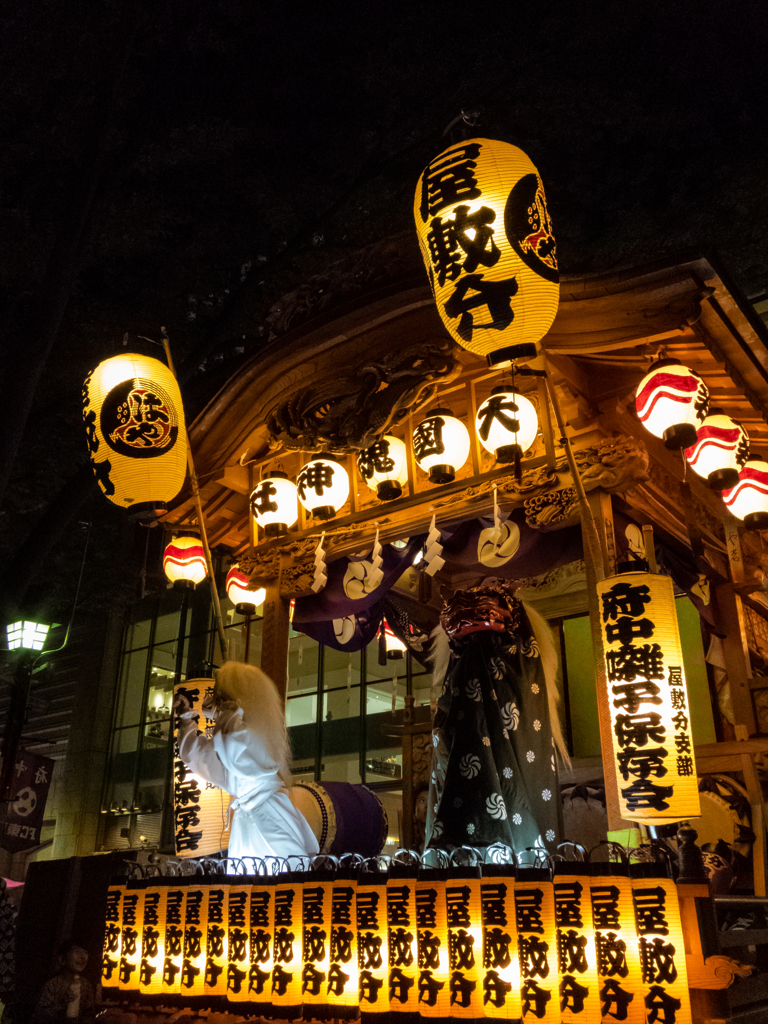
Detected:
[{"left": 177, "top": 713, "right": 231, "bottom": 792}]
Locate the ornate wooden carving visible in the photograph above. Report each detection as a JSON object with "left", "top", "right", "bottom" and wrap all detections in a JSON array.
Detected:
[
  {"left": 686, "top": 953, "right": 754, "bottom": 990},
  {"left": 266, "top": 337, "right": 459, "bottom": 453}
]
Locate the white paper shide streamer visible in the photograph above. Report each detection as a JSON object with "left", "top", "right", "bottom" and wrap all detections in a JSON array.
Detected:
[
  {"left": 424, "top": 514, "right": 445, "bottom": 576},
  {"left": 312, "top": 532, "right": 327, "bottom": 593}
]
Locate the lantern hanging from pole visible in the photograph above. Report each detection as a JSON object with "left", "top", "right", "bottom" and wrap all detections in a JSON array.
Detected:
[
  {"left": 380, "top": 620, "right": 406, "bottom": 660},
  {"left": 82, "top": 353, "right": 188, "bottom": 520},
  {"left": 413, "top": 408, "right": 470, "bottom": 484},
  {"left": 722, "top": 454, "right": 768, "bottom": 530},
  {"left": 163, "top": 536, "right": 207, "bottom": 589},
  {"left": 684, "top": 408, "right": 749, "bottom": 490},
  {"left": 476, "top": 386, "right": 538, "bottom": 469},
  {"left": 635, "top": 359, "right": 709, "bottom": 450},
  {"left": 596, "top": 568, "right": 700, "bottom": 825},
  {"left": 357, "top": 435, "right": 408, "bottom": 501},
  {"left": 297, "top": 455, "right": 349, "bottom": 520},
  {"left": 225, "top": 566, "right": 265, "bottom": 615},
  {"left": 250, "top": 471, "right": 298, "bottom": 537},
  {"left": 414, "top": 137, "right": 559, "bottom": 362}
]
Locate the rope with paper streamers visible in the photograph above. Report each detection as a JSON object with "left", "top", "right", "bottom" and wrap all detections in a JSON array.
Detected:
[
  {"left": 311, "top": 532, "right": 327, "bottom": 593},
  {"left": 424, "top": 514, "right": 445, "bottom": 576}
]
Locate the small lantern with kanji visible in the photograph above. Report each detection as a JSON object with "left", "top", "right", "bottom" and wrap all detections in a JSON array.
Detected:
[
  {"left": 414, "top": 138, "right": 559, "bottom": 362},
  {"left": 250, "top": 471, "right": 298, "bottom": 537},
  {"left": 297, "top": 455, "right": 350, "bottom": 520},
  {"left": 476, "top": 386, "right": 538, "bottom": 466},
  {"left": 381, "top": 620, "right": 406, "bottom": 659},
  {"left": 82, "top": 353, "right": 188, "bottom": 520},
  {"left": 225, "top": 566, "right": 265, "bottom": 615},
  {"left": 635, "top": 359, "right": 709, "bottom": 450},
  {"left": 722, "top": 453, "right": 768, "bottom": 530},
  {"left": 685, "top": 408, "right": 749, "bottom": 490},
  {"left": 357, "top": 435, "right": 408, "bottom": 501},
  {"left": 413, "top": 408, "right": 470, "bottom": 484},
  {"left": 163, "top": 536, "right": 207, "bottom": 590}
]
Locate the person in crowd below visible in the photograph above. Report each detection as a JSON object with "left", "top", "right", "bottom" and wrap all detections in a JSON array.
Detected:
[
  {"left": 31, "top": 941, "right": 94, "bottom": 1024},
  {"left": 175, "top": 661, "right": 387, "bottom": 863}
]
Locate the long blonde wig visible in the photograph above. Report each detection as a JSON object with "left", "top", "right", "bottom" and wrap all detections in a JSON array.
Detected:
[{"left": 215, "top": 661, "right": 293, "bottom": 787}]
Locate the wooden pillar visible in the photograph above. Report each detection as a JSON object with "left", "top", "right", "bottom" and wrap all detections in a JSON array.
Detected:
[
  {"left": 260, "top": 575, "right": 290, "bottom": 701},
  {"left": 715, "top": 582, "right": 756, "bottom": 736}
]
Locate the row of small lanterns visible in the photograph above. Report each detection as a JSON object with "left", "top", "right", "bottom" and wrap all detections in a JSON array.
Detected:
[{"left": 636, "top": 358, "right": 768, "bottom": 529}]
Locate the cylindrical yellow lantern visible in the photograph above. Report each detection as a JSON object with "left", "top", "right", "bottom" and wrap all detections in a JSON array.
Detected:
[
  {"left": 414, "top": 138, "right": 559, "bottom": 361},
  {"left": 358, "top": 435, "right": 408, "bottom": 501},
  {"left": 413, "top": 408, "right": 470, "bottom": 484},
  {"left": 553, "top": 865, "right": 601, "bottom": 1024},
  {"left": 589, "top": 863, "right": 645, "bottom": 1024},
  {"left": 297, "top": 455, "right": 350, "bottom": 520},
  {"left": 476, "top": 386, "right": 538, "bottom": 464},
  {"left": 82, "top": 354, "right": 188, "bottom": 520},
  {"left": 479, "top": 864, "right": 522, "bottom": 1021},
  {"left": 515, "top": 871, "right": 559, "bottom": 1024},
  {"left": 630, "top": 869, "right": 692, "bottom": 1024},
  {"left": 163, "top": 536, "right": 207, "bottom": 589},
  {"left": 225, "top": 566, "right": 265, "bottom": 614},
  {"left": 250, "top": 471, "right": 299, "bottom": 537},
  {"left": 596, "top": 569, "right": 700, "bottom": 824}
]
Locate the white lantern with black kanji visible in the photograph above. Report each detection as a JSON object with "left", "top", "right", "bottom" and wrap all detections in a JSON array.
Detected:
[
  {"left": 596, "top": 567, "right": 700, "bottom": 825},
  {"left": 297, "top": 455, "right": 350, "bottom": 520},
  {"left": 722, "top": 454, "right": 768, "bottom": 530},
  {"left": 250, "top": 471, "right": 298, "bottom": 537},
  {"left": 82, "top": 353, "right": 188, "bottom": 520},
  {"left": 684, "top": 408, "right": 749, "bottom": 490},
  {"left": 475, "top": 386, "right": 538, "bottom": 466},
  {"left": 635, "top": 359, "right": 709, "bottom": 450},
  {"left": 163, "top": 536, "right": 207, "bottom": 590},
  {"left": 225, "top": 566, "right": 265, "bottom": 615},
  {"left": 413, "top": 408, "right": 470, "bottom": 484},
  {"left": 414, "top": 138, "right": 559, "bottom": 363},
  {"left": 357, "top": 435, "right": 408, "bottom": 501}
]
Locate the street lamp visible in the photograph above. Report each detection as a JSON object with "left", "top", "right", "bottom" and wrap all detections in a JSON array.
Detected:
[
  {"left": 1, "top": 618, "right": 50, "bottom": 804},
  {"left": 6, "top": 621, "right": 50, "bottom": 651}
]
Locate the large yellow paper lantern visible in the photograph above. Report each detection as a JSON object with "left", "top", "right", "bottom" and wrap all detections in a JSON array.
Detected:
[
  {"left": 415, "top": 873, "right": 451, "bottom": 1018},
  {"left": 415, "top": 138, "right": 558, "bottom": 361},
  {"left": 247, "top": 879, "right": 275, "bottom": 1013},
  {"left": 515, "top": 871, "right": 559, "bottom": 1024},
  {"left": 82, "top": 354, "right": 188, "bottom": 520},
  {"left": 119, "top": 886, "right": 143, "bottom": 992},
  {"left": 225, "top": 883, "right": 251, "bottom": 1003},
  {"left": 357, "top": 869, "right": 390, "bottom": 1019},
  {"left": 102, "top": 884, "right": 126, "bottom": 994},
  {"left": 631, "top": 870, "right": 692, "bottom": 1024},
  {"left": 386, "top": 873, "right": 420, "bottom": 1018},
  {"left": 302, "top": 878, "right": 334, "bottom": 1018},
  {"left": 139, "top": 887, "right": 165, "bottom": 995},
  {"left": 180, "top": 886, "right": 208, "bottom": 997},
  {"left": 160, "top": 886, "right": 186, "bottom": 997},
  {"left": 553, "top": 865, "right": 601, "bottom": 1024},
  {"left": 596, "top": 569, "right": 700, "bottom": 824},
  {"left": 329, "top": 873, "right": 359, "bottom": 1017},
  {"left": 480, "top": 866, "right": 522, "bottom": 1021},
  {"left": 589, "top": 864, "right": 645, "bottom": 1024}
]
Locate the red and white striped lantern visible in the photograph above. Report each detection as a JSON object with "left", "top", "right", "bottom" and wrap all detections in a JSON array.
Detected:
[
  {"left": 722, "top": 455, "right": 768, "bottom": 531},
  {"left": 635, "top": 359, "right": 709, "bottom": 450},
  {"left": 163, "top": 536, "right": 207, "bottom": 589},
  {"left": 685, "top": 408, "right": 749, "bottom": 490},
  {"left": 225, "top": 565, "right": 265, "bottom": 614}
]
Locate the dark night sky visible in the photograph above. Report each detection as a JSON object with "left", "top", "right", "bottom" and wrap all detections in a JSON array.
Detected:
[{"left": 2, "top": 0, "right": 768, "bottom": 618}]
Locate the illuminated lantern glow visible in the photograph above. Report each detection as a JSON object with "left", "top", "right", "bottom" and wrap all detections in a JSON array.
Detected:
[
  {"left": 247, "top": 879, "right": 275, "bottom": 1014},
  {"left": 82, "top": 354, "right": 188, "bottom": 520},
  {"left": 476, "top": 386, "right": 538, "bottom": 465},
  {"left": 161, "top": 886, "right": 186, "bottom": 997},
  {"left": 139, "top": 887, "right": 165, "bottom": 995},
  {"left": 386, "top": 871, "right": 419, "bottom": 1018},
  {"left": 635, "top": 359, "right": 709, "bottom": 450},
  {"left": 226, "top": 883, "right": 251, "bottom": 1003},
  {"left": 302, "top": 877, "right": 334, "bottom": 1018},
  {"left": 515, "top": 871, "right": 559, "bottom": 1024},
  {"left": 225, "top": 565, "right": 265, "bottom": 614},
  {"left": 596, "top": 569, "right": 700, "bottom": 824},
  {"left": 722, "top": 453, "right": 768, "bottom": 530},
  {"left": 415, "top": 872, "right": 451, "bottom": 1019},
  {"left": 381, "top": 620, "right": 407, "bottom": 660},
  {"left": 119, "top": 886, "right": 143, "bottom": 992},
  {"left": 684, "top": 408, "right": 749, "bottom": 490},
  {"left": 181, "top": 886, "right": 209, "bottom": 997},
  {"left": 102, "top": 885, "right": 125, "bottom": 993},
  {"left": 329, "top": 873, "right": 359, "bottom": 1018},
  {"left": 358, "top": 435, "right": 408, "bottom": 501},
  {"left": 553, "top": 865, "right": 601, "bottom": 1024},
  {"left": 272, "top": 877, "right": 303, "bottom": 1017},
  {"left": 414, "top": 138, "right": 559, "bottom": 361},
  {"left": 6, "top": 620, "right": 49, "bottom": 651},
  {"left": 413, "top": 408, "right": 470, "bottom": 484},
  {"left": 356, "top": 869, "right": 390, "bottom": 1019},
  {"left": 631, "top": 869, "right": 692, "bottom": 1024},
  {"left": 297, "top": 455, "right": 350, "bottom": 520},
  {"left": 480, "top": 865, "right": 522, "bottom": 1021},
  {"left": 250, "top": 471, "right": 299, "bottom": 537},
  {"left": 589, "top": 864, "right": 645, "bottom": 1024},
  {"left": 203, "top": 886, "right": 229, "bottom": 996},
  {"left": 163, "top": 536, "right": 207, "bottom": 590}
]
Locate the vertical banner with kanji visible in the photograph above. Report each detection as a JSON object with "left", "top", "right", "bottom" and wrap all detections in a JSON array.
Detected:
[
  {"left": 596, "top": 570, "right": 700, "bottom": 824},
  {"left": 173, "top": 679, "right": 231, "bottom": 858},
  {"left": 0, "top": 750, "right": 54, "bottom": 853}
]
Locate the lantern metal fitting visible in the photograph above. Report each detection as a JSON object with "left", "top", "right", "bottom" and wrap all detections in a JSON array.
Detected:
[
  {"left": 723, "top": 453, "right": 768, "bottom": 531},
  {"left": 684, "top": 407, "right": 749, "bottom": 491},
  {"left": 357, "top": 435, "right": 408, "bottom": 501},
  {"left": 413, "top": 407, "right": 470, "bottom": 484},
  {"left": 250, "top": 471, "right": 299, "bottom": 537},
  {"left": 635, "top": 358, "right": 709, "bottom": 450},
  {"left": 297, "top": 454, "right": 350, "bottom": 520}
]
